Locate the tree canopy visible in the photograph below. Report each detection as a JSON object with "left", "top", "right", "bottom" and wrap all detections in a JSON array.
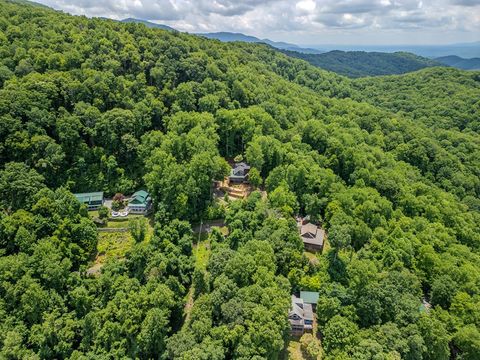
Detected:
[{"left": 0, "top": 0, "right": 479, "bottom": 359}]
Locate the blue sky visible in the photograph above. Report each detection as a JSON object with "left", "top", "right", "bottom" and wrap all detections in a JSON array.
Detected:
[{"left": 35, "top": 0, "right": 480, "bottom": 45}]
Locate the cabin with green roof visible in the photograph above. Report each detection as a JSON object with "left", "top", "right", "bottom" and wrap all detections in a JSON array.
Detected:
[
  {"left": 127, "top": 190, "right": 152, "bottom": 214},
  {"left": 74, "top": 192, "right": 104, "bottom": 210}
]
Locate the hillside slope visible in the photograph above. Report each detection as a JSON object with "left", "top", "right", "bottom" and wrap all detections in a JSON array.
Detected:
[
  {"left": 120, "top": 17, "right": 176, "bottom": 31},
  {"left": 435, "top": 55, "right": 480, "bottom": 70},
  {"left": 352, "top": 67, "right": 480, "bottom": 131},
  {"left": 282, "top": 49, "right": 442, "bottom": 77},
  {"left": 198, "top": 31, "right": 323, "bottom": 53},
  {"left": 0, "top": 1, "right": 480, "bottom": 360}
]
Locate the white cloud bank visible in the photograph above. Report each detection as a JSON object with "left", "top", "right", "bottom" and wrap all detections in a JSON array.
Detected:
[{"left": 35, "top": 0, "right": 480, "bottom": 45}]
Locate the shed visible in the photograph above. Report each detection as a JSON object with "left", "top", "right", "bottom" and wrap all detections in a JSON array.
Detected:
[{"left": 74, "top": 192, "right": 104, "bottom": 210}]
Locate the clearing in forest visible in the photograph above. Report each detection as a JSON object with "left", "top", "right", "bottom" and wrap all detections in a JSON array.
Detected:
[{"left": 87, "top": 214, "right": 153, "bottom": 275}]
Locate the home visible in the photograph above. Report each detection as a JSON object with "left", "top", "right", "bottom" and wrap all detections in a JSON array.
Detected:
[
  {"left": 127, "top": 190, "right": 152, "bottom": 214},
  {"left": 298, "top": 217, "right": 325, "bottom": 252},
  {"left": 288, "top": 295, "right": 314, "bottom": 336},
  {"left": 74, "top": 192, "right": 104, "bottom": 210},
  {"left": 228, "top": 162, "right": 250, "bottom": 183}
]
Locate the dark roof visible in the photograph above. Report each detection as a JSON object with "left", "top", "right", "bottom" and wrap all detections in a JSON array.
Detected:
[
  {"left": 299, "top": 223, "right": 325, "bottom": 246},
  {"left": 231, "top": 162, "right": 250, "bottom": 176},
  {"left": 235, "top": 162, "right": 250, "bottom": 170}
]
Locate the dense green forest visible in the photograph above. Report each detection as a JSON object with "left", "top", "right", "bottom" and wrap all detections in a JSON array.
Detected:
[
  {"left": 121, "top": 18, "right": 176, "bottom": 32},
  {"left": 1, "top": 0, "right": 480, "bottom": 359},
  {"left": 281, "top": 50, "right": 442, "bottom": 78}
]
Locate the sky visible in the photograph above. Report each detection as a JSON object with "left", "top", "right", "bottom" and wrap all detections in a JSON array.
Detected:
[{"left": 35, "top": 0, "right": 480, "bottom": 45}]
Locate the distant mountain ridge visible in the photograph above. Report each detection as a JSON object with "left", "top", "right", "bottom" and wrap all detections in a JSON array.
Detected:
[
  {"left": 117, "top": 21, "right": 320, "bottom": 54},
  {"left": 117, "top": 18, "right": 480, "bottom": 70},
  {"left": 311, "top": 42, "right": 480, "bottom": 58},
  {"left": 435, "top": 55, "right": 480, "bottom": 70},
  {"left": 114, "top": 20, "right": 478, "bottom": 76},
  {"left": 116, "top": 18, "right": 479, "bottom": 59},
  {"left": 281, "top": 50, "right": 442, "bottom": 78},
  {"left": 197, "top": 32, "right": 323, "bottom": 54}
]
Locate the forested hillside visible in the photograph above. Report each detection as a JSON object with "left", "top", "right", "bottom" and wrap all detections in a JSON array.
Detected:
[
  {"left": 121, "top": 18, "right": 176, "bottom": 32},
  {"left": 1, "top": 1, "right": 480, "bottom": 359},
  {"left": 198, "top": 32, "right": 322, "bottom": 54},
  {"left": 282, "top": 50, "right": 442, "bottom": 77},
  {"left": 435, "top": 55, "right": 480, "bottom": 70}
]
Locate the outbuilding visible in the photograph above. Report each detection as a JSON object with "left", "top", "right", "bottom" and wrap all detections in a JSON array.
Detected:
[{"left": 74, "top": 192, "right": 104, "bottom": 210}]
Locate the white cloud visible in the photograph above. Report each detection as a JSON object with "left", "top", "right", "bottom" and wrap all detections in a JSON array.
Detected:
[
  {"left": 296, "top": 0, "right": 316, "bottom": 13},
  {"left": 35, "top": 0, "right": 480, "bottom": 45}
]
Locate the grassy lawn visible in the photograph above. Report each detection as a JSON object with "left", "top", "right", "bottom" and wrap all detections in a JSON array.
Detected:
[
  {"left": 89, "top": 216, "right": 154, "bottom": 273},
  {"left": 105, "top": 219, "right": 130, "bottom": 228},
  {"left": 192, "top": 225, "right": 227, "bottom": 270},
  {"left": 106, "top": 214, "right": 148, "bottom": 228},
  {"left": 194, "top": 239, "right": 211, "bottom": 270},
  {"left": 100, "top": 216, "right": 154, "bottom": 241},
  {"left": 304, "top": 251, "right": 320, "bottom": 266},
  {"left": 96, "top": 232, "right": 134, "bottom": 264},
  {"left": 183, "top": 234, "right": 212, "bottom": 326},
  {"left": 283, "top": 334, "right": 322, "bottom": 360},
  {"left": 322, "top": 233, "right": 330, "bottom": 252},
  {"left": 193, "top": 225, "right": 228, "bottom": 237},
  {"left": 282, "top": 338, "right": 305, "bottom": 360}
]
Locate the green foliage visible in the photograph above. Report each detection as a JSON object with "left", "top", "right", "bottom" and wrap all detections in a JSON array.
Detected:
[
  {"left": 0, "top": 162, "right": 45, "bottom": 211},
  {"left": 128, "top": 217, "right": 148, "bottom": 243},
  {"left": 111, "top": 200, "right": 124, "bottom": 211},
  {"left": 144, "top": 112, "right": 230, "bottom": 221},
  {"left": 268, "top": 183, "right": 299, "bottom": 216},
  {"left": 97, "top": 205, "right": 109, "bottom": 219},
  {"left": 282, "top": 50, "right": 440, "bottom": 78},
  {"left": 234, "top": 154, "right": 244, "bottom": 163},
  {"left": 323, "top": 315, "right": 359, "bottom": 353},
  {"left": 431, "top": 274, "right": 457, "bottom": 309},
  {"left": 453, "top": 325, "right": 480, "bottom": 360},
  {"left": 248, "top": 167, "right": 262, "bottom": 188},
  {"left": 0, "top": 1, "right": 479, "bottom": 359},
  {"left": 300, "top": 333, "right": 323, "bottom": 360},
  {"left": 418, "top": 315, "right": 450, "bottom": 360}
]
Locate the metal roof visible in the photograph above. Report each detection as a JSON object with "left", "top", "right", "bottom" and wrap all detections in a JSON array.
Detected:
[
  {"left": 74, "top": 192, "right": 104, "bottom": 203},
  {"left": 129, "top": 190, "right": 150, "bottom": 205},
  {"left": 300, "top": 291, "right": 319, "bottom": 305},
  {"left": 133, "top": 190, "right": 148, "bottom": 197}
]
